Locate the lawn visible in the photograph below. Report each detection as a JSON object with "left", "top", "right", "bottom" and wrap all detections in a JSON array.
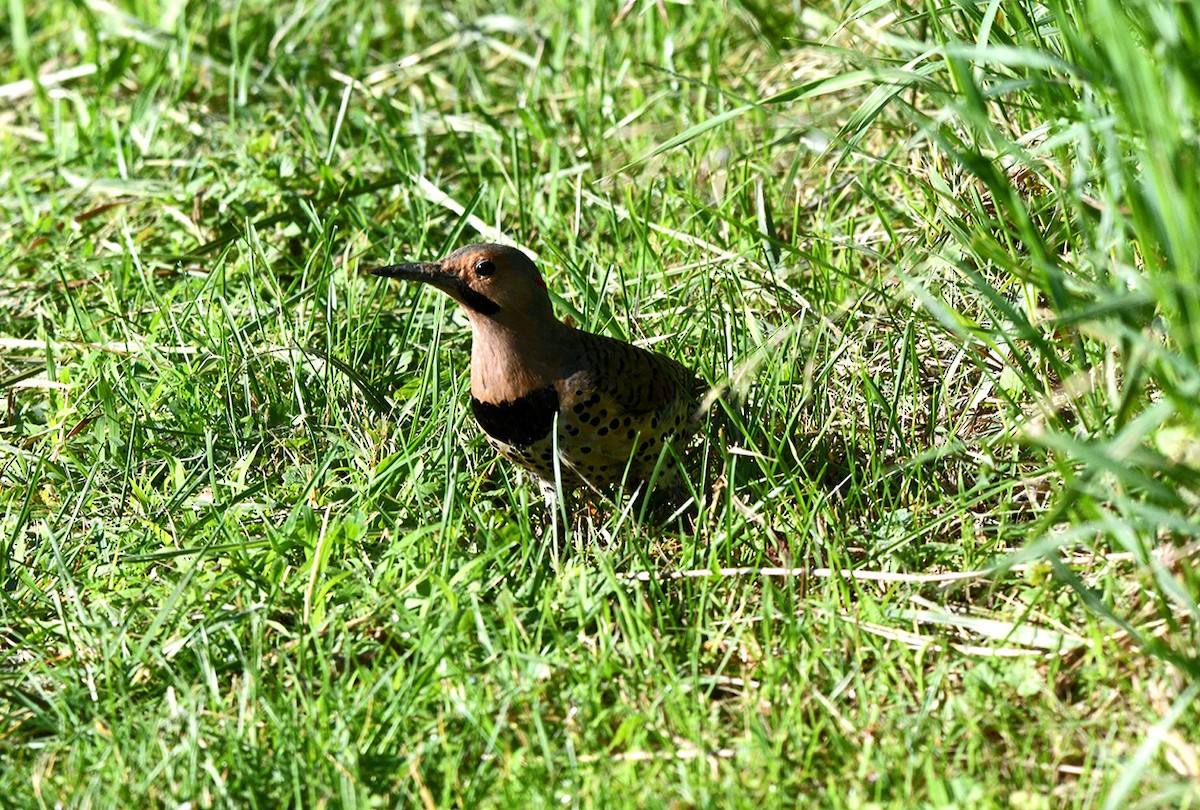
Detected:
[{"left": 2, "top": 0, "right": 1198, "bottom": 806}]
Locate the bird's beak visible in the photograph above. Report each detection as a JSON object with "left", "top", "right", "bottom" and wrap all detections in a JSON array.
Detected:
[
  {"left": 370, "top": 259, "right": 502, "bottom": 316},
  {"left": 370, "top": 260, "right": 464, "bottom": 297},
  {"left": 370, "top": 261, "right": 447, "bottom": 284}
]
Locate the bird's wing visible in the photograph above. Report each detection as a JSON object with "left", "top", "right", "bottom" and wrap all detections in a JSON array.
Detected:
[{"left": 569, "top": 330, "right": 701, "bottom": 417}]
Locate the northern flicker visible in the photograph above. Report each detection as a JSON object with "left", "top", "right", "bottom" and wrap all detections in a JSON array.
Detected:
[{"left": 371, "top": 243, "right": 703, "bottom": 518}]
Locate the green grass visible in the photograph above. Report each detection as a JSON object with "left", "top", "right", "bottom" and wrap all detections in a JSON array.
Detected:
[{"left": 2, "top": 0, "right": 1198, "bottom": 806}]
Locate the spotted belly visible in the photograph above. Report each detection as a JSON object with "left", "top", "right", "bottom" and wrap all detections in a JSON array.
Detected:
[
  {"left": 471, "top": 386, "right": 575, "bottom": 484},
  {"left": 470, "top": 383, "right": 692, "bottom": 490}
]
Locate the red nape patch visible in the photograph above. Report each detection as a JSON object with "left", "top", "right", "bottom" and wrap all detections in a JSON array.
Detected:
[{"left": 535, "top": 276, "right": 546, "bottom": 288}]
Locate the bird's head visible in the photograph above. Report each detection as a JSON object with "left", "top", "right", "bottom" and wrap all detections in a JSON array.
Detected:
[{"left": 371, "top": 243, "right": 552, "bottom": 323}]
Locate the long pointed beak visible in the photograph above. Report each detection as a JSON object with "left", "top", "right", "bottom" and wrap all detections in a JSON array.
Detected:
[
  {"left": 370, "top": 257, "right": 502, "bottom": 316},
  {"left": 369, "top": 261, "right": 445, "bottom": 282}
]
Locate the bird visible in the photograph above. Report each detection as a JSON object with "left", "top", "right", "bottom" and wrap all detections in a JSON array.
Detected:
[{"left": 371, "top": 243, "right": 704, "bottom": 526}]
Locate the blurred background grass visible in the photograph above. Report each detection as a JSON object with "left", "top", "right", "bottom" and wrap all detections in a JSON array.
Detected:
[{"left": 1, "top": 0, "right": 1197, "bottom": 806}]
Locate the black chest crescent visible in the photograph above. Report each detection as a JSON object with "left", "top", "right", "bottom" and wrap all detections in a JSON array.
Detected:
[{"left": 471, "top": 386, "right": 559, "bottom": 447}]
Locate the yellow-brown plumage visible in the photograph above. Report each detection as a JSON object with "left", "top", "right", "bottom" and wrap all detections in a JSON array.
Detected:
[{"left": 372, "top": 243, "right": 702, "bottom": 507}]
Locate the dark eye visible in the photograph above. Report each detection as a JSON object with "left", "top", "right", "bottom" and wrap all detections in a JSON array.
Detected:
[{"left": 474, "top": 259, "right": 496, "bottom": 277}]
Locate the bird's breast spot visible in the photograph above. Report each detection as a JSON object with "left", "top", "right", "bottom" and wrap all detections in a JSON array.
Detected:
[{"left": 471, "top": 385, "right": 559, "bottom": 447}]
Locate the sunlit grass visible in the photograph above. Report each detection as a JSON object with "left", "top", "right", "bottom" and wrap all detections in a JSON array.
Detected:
[{"left": 1, "top": 0, "right": 1197, "bottom": 806}]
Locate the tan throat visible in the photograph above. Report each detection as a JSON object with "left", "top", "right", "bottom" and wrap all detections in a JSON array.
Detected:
[{"left": 468, "top": 318, "right": 569, "bottom": 403}]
